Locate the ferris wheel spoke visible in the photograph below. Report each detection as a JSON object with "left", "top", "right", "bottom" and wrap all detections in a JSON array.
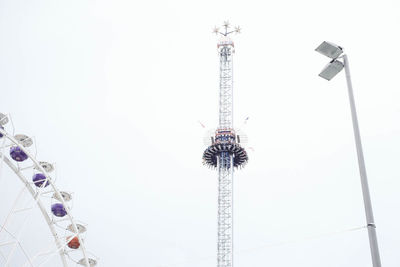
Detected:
[
  {"left": 35, "top": 235, "right": 79, "bottom": 267},
  {"left": 16, "top": 241, "right": 35, "bottom": 267},
  {"left": 26, "top": 244, "right": 62, "bottom": 266},
  {"left": 1, "top": 238, "right": 35, "bottom": 267},
  {"left": 22, "top": 232, "right": 77, "bottom": 267},
  {"left": 4, "top": 208, "right": 34, "bottom": 266},
  {"left": 0, "top": 241, "right": 16, "bottom": 247},
  {"left": 12, "top": 206, "right": 34, "bottom": 214},
  {"left": 0, "top": 186, "right": 28, "bottom": 237},
  {"left": 19, "top": 164, "right": 38, "bottom": 171},
  {"left": 0, "top": 251, "right": 5, "bottom": 262}
]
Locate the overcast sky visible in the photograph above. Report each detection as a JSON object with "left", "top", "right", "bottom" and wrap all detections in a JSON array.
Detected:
[{"left": 1, "top": 0, "right": 400, "bottom": 266}]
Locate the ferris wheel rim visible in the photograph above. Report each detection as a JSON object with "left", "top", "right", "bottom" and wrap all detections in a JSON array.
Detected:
[{"left": 0, "top": 127, "right": 93, "bottom": 267}]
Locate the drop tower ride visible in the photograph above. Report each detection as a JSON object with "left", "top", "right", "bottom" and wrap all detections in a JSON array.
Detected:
[{"left": 202, "top": 21, "right": 248, "bottom": 267}]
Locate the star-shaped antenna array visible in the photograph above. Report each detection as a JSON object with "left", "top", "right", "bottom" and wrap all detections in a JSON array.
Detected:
[
  {"left": 234, "top": 26, "right": 241, "bottom": 33},
  {"left": 213, "top": 21, "right": 241, "bottom": 36}
]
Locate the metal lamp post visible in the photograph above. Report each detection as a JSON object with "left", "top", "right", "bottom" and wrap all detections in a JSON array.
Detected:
[{"left": 315, "top": 41, "right": 382, "bottom": 267}]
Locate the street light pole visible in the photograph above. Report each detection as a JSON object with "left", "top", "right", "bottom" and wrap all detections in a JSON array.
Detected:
[{"left": 342, "top": 54, "right": 382, "bottom": 267}]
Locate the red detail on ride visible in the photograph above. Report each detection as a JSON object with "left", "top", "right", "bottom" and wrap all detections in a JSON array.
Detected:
[{"left": 67, "top": 236, "right": 80, "bottom": 249}]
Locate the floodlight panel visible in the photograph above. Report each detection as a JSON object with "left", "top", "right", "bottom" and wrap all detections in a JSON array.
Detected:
[
  {"left": 319, "top": 60, "right": 344, "bottom": 80},
  {"left": 315, "top": 41, "right": 343, "bottom": 59}
]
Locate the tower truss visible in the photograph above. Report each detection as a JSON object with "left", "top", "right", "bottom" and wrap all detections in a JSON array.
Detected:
[{"left": 203, "top": 22, "right": 248, "bottom": 267}]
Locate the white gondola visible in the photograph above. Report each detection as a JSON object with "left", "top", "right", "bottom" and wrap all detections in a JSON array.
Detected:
[
  {"left": 67, "top": 223, "right": 87, "bottom": 234},
  {"left": 0, "top": 113, "right": 9, "bottom": 125},
  {"left": 53, "top": 191, "right": 73, "bottom": 202},
  {"left": 35, "top": 161, "right": 55, "bottom": 173},
  {"left": 78, "top": 258, "right": 97, "bottom": 266},
  {"left": 14, "top": 134, "right": 33, "bottom": 147}
]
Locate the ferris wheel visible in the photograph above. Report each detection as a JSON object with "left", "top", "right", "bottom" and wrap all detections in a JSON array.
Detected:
[{"left": 0, "top": 113, "right": 98, "bottom": 266}]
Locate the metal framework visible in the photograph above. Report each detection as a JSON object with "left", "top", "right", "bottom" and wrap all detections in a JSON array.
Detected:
[
  {"left": 0, "top": 113, "right": 97, "bottom": 267},
  {"left": 203, "top": 22, "right": 248, "bottom": 267},
  {"left": 219, "top": 44, "right": 233, "bottom": 129}
]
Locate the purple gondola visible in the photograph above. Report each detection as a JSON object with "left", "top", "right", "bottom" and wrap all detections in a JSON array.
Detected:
[
  {"left": 32, "top": 173, "right": 50, "bottom": 188},
  {"left": 51, "top": 203, "right": 67, "bottom": 217},
  {"left": 10, "top": 146, "right": 28, "bottom": 162}
]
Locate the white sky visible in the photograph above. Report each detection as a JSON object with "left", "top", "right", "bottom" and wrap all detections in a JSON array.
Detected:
[{"left": 1, "top": 0, "right": 400, "bottom": 266}]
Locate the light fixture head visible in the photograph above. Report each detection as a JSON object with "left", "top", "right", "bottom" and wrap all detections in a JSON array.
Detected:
[
  {"left": 315, "top": 41, "right": 343, "bottom": 59},
  {"left": 319, "top": 59, "right": 344, "bottom": 80}
]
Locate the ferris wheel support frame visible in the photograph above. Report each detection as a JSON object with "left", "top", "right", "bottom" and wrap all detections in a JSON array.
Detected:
[{"left": 0, "top": 128, "right": 91, "bottom": 267}]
